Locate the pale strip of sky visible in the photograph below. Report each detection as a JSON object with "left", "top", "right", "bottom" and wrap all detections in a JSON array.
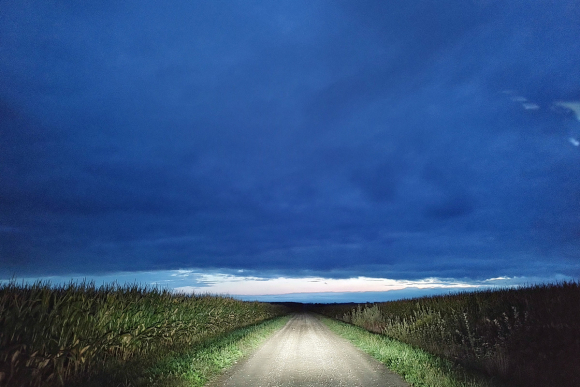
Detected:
[{"left": 1, "top": 270, "right": 572, "bottom": 302}]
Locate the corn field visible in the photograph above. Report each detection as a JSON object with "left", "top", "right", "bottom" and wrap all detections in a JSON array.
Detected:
[
  {"left": 0, "top": 280, "right": 287, "bottom": 387},
  {"left": 311, "top": 282, "right": 580, "bottom": 387}
]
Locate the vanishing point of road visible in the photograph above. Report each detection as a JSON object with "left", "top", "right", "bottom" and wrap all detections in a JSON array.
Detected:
[{"left": 209, "top": 313, "right": 410, "bottom": 387}]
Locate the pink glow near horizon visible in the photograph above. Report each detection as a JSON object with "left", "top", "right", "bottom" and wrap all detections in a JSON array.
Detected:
[
  {"left": 172, "top": 273, "right": 514, "bottom": 296},
  {"left": 3, "top": 270, "right": 570, "bottom": 298}
]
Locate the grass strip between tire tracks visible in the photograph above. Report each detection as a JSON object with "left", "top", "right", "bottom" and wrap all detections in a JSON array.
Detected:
[
  {"left": 147, "top": 315, "right": 291, "bottom": 387},
  {"left": 319, "top": 315, "right": 508, "bottom": 387}
]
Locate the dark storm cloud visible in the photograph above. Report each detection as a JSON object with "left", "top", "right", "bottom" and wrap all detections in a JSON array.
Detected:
[{"left": 1, "top": 0, "right": 580, "bottom": 280}]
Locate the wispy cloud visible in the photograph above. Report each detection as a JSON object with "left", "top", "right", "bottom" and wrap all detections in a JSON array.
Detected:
[
  {"left": 173, "top": 273, "right": 574, "bottom": 296},
  {"left": 2, "top": 269, "right": 573, "bottom": 302}
]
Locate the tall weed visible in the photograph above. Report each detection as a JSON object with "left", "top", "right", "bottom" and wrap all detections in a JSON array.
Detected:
[{"left": 312, "top": 282, "right": 580, "bottom": 387}]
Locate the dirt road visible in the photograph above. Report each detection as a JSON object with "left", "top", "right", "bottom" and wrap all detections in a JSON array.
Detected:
[{"left": 208, "top": 313, "right": 410, "bottom": 387}]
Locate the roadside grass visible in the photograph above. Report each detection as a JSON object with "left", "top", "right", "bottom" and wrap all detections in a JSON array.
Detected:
[
  {"left": 146, "top": 315, "right": 291, "bottom": 387},
  {"left": 319, "top": 316, "right": 504, "bottom": 387},
  {"left": 71, "top": 315, "right": 291, "bottom": 387}
]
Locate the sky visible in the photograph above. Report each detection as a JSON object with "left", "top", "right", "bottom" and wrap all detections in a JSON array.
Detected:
[{"left": 1, "top": 0, "right": 579, "bottom": 302}]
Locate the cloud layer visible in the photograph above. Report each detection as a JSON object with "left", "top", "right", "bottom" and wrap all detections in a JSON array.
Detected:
[{"left": 1, "top": 0, "right": 580, "bottom": 283}]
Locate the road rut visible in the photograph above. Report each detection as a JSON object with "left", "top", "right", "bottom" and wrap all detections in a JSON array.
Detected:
[{"left": 209, "top": 313, "right": 410, "bottom": 387}]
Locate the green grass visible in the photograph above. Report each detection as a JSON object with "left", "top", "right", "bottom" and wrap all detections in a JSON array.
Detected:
[
  {"left": 319, "top": 316, "right": 504, "bottom": 387},
  {"left": 147, "top": 315, "right": 291, "bottom": 387}
]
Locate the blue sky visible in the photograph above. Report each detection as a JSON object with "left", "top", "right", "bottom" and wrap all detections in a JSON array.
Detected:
[{"left": 1, "top": 0, "right": 579, "bottom": 302}]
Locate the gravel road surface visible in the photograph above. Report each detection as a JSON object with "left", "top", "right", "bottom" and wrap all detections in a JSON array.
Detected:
[{"left": 208, "top": 313, "right": 410, "bottom": 387}]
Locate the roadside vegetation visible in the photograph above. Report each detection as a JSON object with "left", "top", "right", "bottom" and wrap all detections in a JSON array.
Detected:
[
  {"left": 145, "top": 315, "right": 290, "bottom": 387},
  {"left": 320, "top": 316, "right": 502, "bottom": 387},
  {"left": 312, "top": 281, "right": 580, "bottom": 387},
  {"left": 0, "top": 280, "right": 288, "bottom": 386}
]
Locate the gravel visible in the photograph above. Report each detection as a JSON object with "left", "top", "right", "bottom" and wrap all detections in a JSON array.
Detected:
[{"left": 208, "top": 313, "right": 411, "bottom": 387}]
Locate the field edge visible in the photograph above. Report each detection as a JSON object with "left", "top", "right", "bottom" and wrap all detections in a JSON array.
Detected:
[
  {"left": 318, "top": 315, "right": 507, "bottom": 387},
  {"left": 147, "top": 314, "right": 292, "bottom": 387}
]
